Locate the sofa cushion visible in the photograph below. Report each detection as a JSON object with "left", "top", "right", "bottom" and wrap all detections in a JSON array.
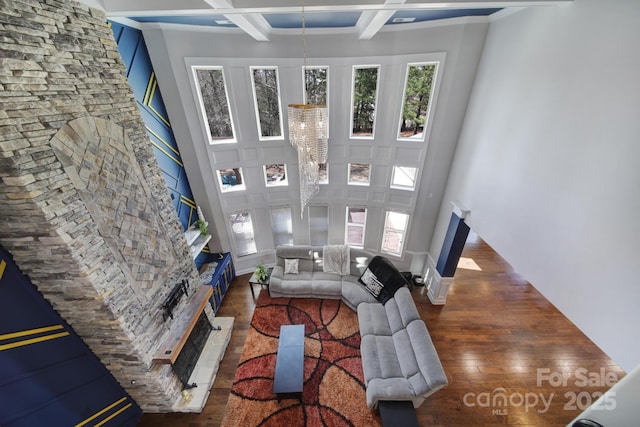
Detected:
[
  {"left": 357, "top": 302, "right": 392, "bottom": 337},
  {"left": 384, "top": 287, "right": 420, "bottom": 333},
  {"left": 342, "top": 279, "right": 378, "bottom": 311},
  {"left": 360, "top": 334, "right": 403, "bottom": 383},
  {"left": 311, "top": 280, "right": 342, "bottom": 298},
  {"left": 276, "top": 245, "right": 313, "bottom": 272}
]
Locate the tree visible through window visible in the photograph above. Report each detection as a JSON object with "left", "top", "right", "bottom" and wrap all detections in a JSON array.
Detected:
[
  {"left": 304, "top": 66, "right": 328, "bottom": 106},
  {"left": 251, "top": 67, "right": 283, "bottom": 139},
  {"left": 351, "top": 66, "right": 379, "bottom": 138},
  {"left": 194, "top": 67, "right": 235, "bottom": 142},
  {"left": 398, "top": 63, "right": 437, "bottom": 140}
]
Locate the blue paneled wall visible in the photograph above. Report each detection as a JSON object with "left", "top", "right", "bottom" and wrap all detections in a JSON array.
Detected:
[
  {"left": 0, "top": 246, "right": 142, "bottom": 427},
  {"left": 110, "top": 22, "right": 200, "bottom": 232}
]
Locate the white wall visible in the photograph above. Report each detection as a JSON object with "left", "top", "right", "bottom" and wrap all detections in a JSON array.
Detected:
[
  {"left": 434, "top": 0, "right": 640, "bottom": 371},
  {"left": 142, "top": 19, "right": 489, "bottom": 274}
]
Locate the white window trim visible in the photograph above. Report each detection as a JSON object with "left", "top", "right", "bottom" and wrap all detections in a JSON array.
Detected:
[
  {"left": 319, "top": 163, "right": 328, "bottom": 185},
  {"left": 263, "top": 164, "right": 289, "bottom": 187},
  {"left": 396, "top": 61, "right": 439, "bottom": 143},
  {"left": 381, "top": 210, "right": 410, "bottom": 257},
  {"left": 347, "top": 163, "right": 371, "bottom": 186},
  {"left": 216, "top": 168, "right": 246, "bottom": 193},
  {"left": 191, "top": 65, "right": 237, "bottom": 145},
  {"left": 228, "top": 210, "right": 257, "bottom": 257},
  {"left": 250, "top": 66, "right": 284, "bottom": 141},
  {"left": 345, "top": 206, "right": 367, "bottom": 248},
  {"left": 349, "top": 64, "right": 381, "bottom": 140},
  {"left": 270, "top": 206, "right": 293, "bottom": 247},
  {"left": 390, "top": 165, "right": 418, "bottom": 191}
]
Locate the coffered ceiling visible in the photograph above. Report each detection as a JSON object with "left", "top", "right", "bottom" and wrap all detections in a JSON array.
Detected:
[{"left": 84, "top": 0, "right": 571, "bottom": 41}]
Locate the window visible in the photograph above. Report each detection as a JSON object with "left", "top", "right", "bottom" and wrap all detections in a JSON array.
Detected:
[
  {"left": 390, "top": 166, "right": 418, "bottom": 190},
  {"left": 381, "top": 211, "right": 409, "bottom": 256},
  {"left": 217, "top": 168, "right": 245, "bottom": 192},
  {"left": 346, "top": 207, "right": 367, "bottom": 248},
  {"left": 318, "top": 163, "right": 328, "bottom": 185},
  {"left": 303, "top": 66, "right": 328, "bottom": 105},
  {"left": 250, "top": 67, "right": 283, "bottom": 140},
  {"left": 229, "top": 211, "right": 257, "bottom": 256},
  {"left": 270, "top": 206, "right": 293, "bottom": 247},
  {"left": 398, "top": 63, "right": 438, "bottom": 141},
  {"left": 350, "top": 65, "right": 380, "bottom": 139},
  {"left": 263, "top": 164, "right": 288, "bottom": 187},
  {"left": 308, "top": 205, "right": 328, "bottom": 246},
  {"left": 193, "top": 66, "right": 235, "bottom": 143},
  {"left": 348, "top": 163, "right": 371, "bottom": 186},
  {"left": 304, "top": 66, "right": 329, "bottom": 136}
]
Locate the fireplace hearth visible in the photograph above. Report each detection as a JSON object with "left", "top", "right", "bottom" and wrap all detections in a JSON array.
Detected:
[{"left": 173, "top": 312, "right": 212, "bottom": 387}]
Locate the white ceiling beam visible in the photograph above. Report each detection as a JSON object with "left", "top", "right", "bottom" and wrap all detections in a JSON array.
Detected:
[
  {"left": 356, "top": 0, "right": 406, "bottom": 40},
  {"left": 204, "top": 0, "right": 271, "bottom": 41}
]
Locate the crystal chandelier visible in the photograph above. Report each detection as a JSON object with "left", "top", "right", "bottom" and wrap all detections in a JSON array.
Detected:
[{"left": 288, "top": 0, "right": 328, "bottom": 217}]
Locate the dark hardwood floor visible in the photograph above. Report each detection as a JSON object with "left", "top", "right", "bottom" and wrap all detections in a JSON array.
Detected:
[{"left": 138, "top": 233, "right": 624, "bottom": 426}]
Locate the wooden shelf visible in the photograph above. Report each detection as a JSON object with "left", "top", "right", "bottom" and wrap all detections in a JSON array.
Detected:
[{"left": 153, "top": 286, "right": 213, "bottom": 365}]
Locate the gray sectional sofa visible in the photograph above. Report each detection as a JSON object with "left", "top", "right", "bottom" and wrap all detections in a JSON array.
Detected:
[{"left": 269, "top": 245, "right": 448, "bottom": 409}]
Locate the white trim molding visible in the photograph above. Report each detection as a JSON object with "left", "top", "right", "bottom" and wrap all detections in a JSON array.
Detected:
[{"left": 425, "top": 253, "right": 452, "bottom": 305}]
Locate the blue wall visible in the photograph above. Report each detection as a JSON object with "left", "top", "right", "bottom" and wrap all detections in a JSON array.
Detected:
[
  {"left": 109, "top": 22, "right": 198, "bottom": 230},
  {"left": 110, "top": 22, "right": 211, "bottom": 267},
  {"left": 0, "top": 246, "right": 141, "bottom": 427}
]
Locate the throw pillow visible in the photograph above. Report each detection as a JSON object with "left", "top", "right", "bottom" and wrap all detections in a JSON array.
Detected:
[
  {"left": 359, "top": 256, "right": 408, "bottom": 304},
  {"left": 359, "top": 267, "right": 384, "bottom": 298},
  {"left": 284, "top": 258, "right": 299, "bottom": 274}
]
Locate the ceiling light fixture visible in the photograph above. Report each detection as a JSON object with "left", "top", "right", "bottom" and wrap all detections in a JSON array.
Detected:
[{"left": 287, "top": 0, "right": 328, "bottom": 218}]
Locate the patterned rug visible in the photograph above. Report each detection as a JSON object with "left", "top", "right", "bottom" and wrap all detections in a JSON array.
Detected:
[{"left": 220, "top": 291, "right": 381, "bottom": 427}]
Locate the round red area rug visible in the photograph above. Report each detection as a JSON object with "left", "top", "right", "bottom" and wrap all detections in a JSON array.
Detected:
[{"left": 220, "top": 291, "right": 381, "bottom": 427}]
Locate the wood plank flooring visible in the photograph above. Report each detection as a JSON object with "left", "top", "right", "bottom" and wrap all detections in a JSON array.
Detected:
[{"left": 137, "top": 233, "right": 624, "bottom": 426}]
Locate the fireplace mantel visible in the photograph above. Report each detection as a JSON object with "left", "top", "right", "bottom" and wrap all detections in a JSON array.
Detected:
[{"left": 153, "top": 286, "right": 213, "bottom": 364}]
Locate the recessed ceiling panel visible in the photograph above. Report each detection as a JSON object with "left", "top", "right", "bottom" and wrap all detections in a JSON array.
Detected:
[
  {"left": 264, "top": 11, "right": 362, "bottom": 28},
  {"left": 131, "top": 15, "right": 237, "bottom": 27},
  {"left": 386, "top": 8, "right": 502, "bottom": 25}
]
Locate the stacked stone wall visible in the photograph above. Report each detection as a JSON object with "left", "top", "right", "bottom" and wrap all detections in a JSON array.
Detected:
[{"left": 0, "top": 0, "right": 201, "bottom": 411}]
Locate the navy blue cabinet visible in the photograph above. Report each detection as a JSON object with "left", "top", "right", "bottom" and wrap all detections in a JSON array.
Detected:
[
  {"left": 198, "top": 253, "right": 235, "bottom": 314},
  {"left": 0, "top": 246, "right": 142, "bottom": 427}
]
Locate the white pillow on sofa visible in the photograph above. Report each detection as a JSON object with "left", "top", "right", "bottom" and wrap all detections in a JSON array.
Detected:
[{"left": 284, "top": 258, "right": 299, "bottom": 274}]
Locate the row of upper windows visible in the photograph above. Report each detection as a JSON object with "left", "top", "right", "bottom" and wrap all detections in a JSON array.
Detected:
[
  {"left": 192, "top": 63, "right": 438, "bottom": 145},
  {"left": 229, "top": 206, "right": 410, "bottom": 258},
  {"left": 217, "top": 164, "right": 418, "bottom": 193}
]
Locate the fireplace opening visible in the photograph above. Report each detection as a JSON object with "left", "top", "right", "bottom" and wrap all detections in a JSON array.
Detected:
[{"left": 172, "top": 311, "right": 213, "bottom": 387}]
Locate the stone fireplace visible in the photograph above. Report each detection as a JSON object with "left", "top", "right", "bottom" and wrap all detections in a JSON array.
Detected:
[{"left": 0, "top": 0, "right": 227, "bottom": 412}]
